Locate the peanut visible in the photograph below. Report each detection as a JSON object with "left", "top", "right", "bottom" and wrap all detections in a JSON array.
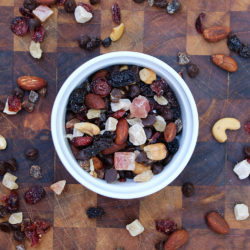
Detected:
[
  {"left": 143, "top": 143, "right": 167, "bottom": 161},
  {"left": 139, "top": 68, "right": 156, "bottom": 84},
  {"left": 133, "top": 162, "right": 151, "bottom": 175}
]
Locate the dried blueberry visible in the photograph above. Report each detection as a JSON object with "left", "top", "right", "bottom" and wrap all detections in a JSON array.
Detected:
[
  {"left": 64, "top": 0, "right": 76, "bottom": 13},
  {"left": 167, "top": 0, "right": 181, "bottom": 14},
  {"left": 109, "top": 70, "right": 136, "bottom": 87},
  {"left": 86, "top": 207, "right": 105, "bottom": 218},
  {"left": 182, "top": 182, "right": 195, "bottom": 197},
  {"left": 186, "top": 63, "right": 199, "bottom": 78},
  {"left": 167, "top": 138, "right": 179, "bottom": 154},
  {"left": 239, "top": 44, "right": 250, "bottom": 58},
  {"left": 227, "top": 34, "right": 242, "bottom": 53},
  {"left": 25, "top": 148, "right": 39, "bottom": 160},
  {"left": 102, "top": 37, "right": 112, "bottom": 48}
]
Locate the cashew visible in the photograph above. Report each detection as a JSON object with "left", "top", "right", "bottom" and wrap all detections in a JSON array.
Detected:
[
  {"left": 139, "top": 68, "right": 156, "bottom": 84},
  {"left": 29, "top": 41, "right": 42, "bottom": 59},
  {"left": 120, "top": 65, "right": 128, "bottom": 71},
  {"left": 110, "top": 23, "right": 125, "bottom": 42},
  {"left": 0, "top": 134, "right": 7, "bottom": 150},
  {"left": 9, "top": 212, "right": 23, "bottom": 224},
  {"left": 212, "top": 118, "right": 240, "bottom": 143},
  {"left": 2, "top": 173, "right": 18, "bottom": 190},
  {"left": 133, "top": 162, "right": 151, "bottom": 175},
  {"left": 134, "top": 170, "right": 153, "bottom": 183},
  {"left": 143, "top": 143, "right": 167, "bottom": 161},
  {"left": 50, "top": 180, "right": 66, "bottom": 195},
  {"left": 74, "top": 122, "right": 100, "bottom": 136}
]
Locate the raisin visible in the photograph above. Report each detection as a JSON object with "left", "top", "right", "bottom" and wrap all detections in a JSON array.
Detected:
[
  {"left": 227, "top": 34, "right": 242, "bottom": 53},
  {"left": 5, "top": 191, "right": 19, "bottom": 213},
  {"left": 19, "top": 7, "right": 34, "bottom": 18},
  {"left": 154, "top": 0, "right": 167, "bottom": 8},
  {"left": 64, "top": 0, "right": 76, "bottom": 13},
  {"left": 155, "top": 219, "right": 177, "bottom": 235},
  {"left": 128, "top": 84, "right": 141, "bottom": 99},
  {"left": 144, "top": 127, "right": 152, "bottom": 139},
  {"left": 24, "top": 186, "right": 46, "bottom": 204},
  {"left": 105, "top": 168, "right": 117, "bottom": 183},
  {"left": 5, "top": 158, "right": 18, "bottom": 172},
  {"left": 8, "top": 95, "right": 21, "bottom": 112},
  {"left": 112, "top": 3, "right": 121, "bottom": 24},
  {"left": 30, "top": 165, "right": 42, "bottom": 179},
  {"left": 110, "top": 88, "right": 125, "bottom": 102},
  {"left": 152, "top": 163, "right": 164, "bottom": 174},
  {"left": 85, "top": 37, "right": 101, "bottom": 51},
  {"left": 150, "top": 79, "right": 167, "bottom": 96},
  {"left": 69, "top": 88, "right": 85, "bottom": 104},
  {"left": 0, "top": 161, "right": 7, "bottom": 176},
  {"left": 148, "top": 132, "right": 161, "bottom": 144},
  {"left": 0, "top": 222, "right": 11, "bottom": 233},
  {"left": 141, "top": 114, "right": 156, "bottom": 127},
  {"left": 23, "top": 0, "right": 38, "bottom": 11},
  {"left": 90, "top": 0, "right": 100, "bottom": 4},
  {"left": 182, "top": 182, "right": 195, "bottom": 197},
  {"left": 186, "top": 63, "right": 199, "bottom": 78},
  {"left": 131, "top": 65, "right": 140, "bottom": 82},
  {"left": 135, "top": 151, "right": 148, "bottom": 164},
  {"left": 11, "top": 17, "right": 28, "bottom": 36},
  {"left": 13, "top": 230, "right": 26, "bottom": 242},
  {"left": 167, "top": 0, "right": 181, "bottom": 14},
  {"left": 195, "top": 12, "right": 206, "bottom": 34},
  {"left": 139, "top": 82, "right": 154, "bottom": 97},
  {"left": 101, "top": 155, "right": 114, "bottom": 167},
  {"left": 167, "top": 138, "right": 179, "bottom": 154},
  {"left": 91, "top": 78, "right": 111, "bottom": 97},
  {"left": 245, "top": 121, "right": 250, "bottom": 133},
  {"left": 102, "top": 37, "right": 112, "bottom": 48},
  {"left": 155, "top": 241, "right": 166, "bottom": 250},
  {"left": 12, "top": 87, "right": 24, "bottom": 99},
  {"left": 0, "top": 205, "right": 8, "bottom": 218},
  {"left": 161, "top": 109, "right": 174, "bottom": 121},
  {"left": 109, "top": 70, "right": 136, "bottom": 87},
  {"left": 25, "top": 148, "right": 39, "bottom": 160},
  {"left": 31, "top": 25, "right": 45, "bottom": 43},
  {"left": 244, "top": 146, "right": 250, "bottom": 158},
  {"left": 79, "top": 3, "right": 93, "bottom": 13},
  {"left": 86, "top": 207, "right": 105, "bottom": 218},
  {"left": 239, "top": 44, "right": 250, "bottom": 58}
]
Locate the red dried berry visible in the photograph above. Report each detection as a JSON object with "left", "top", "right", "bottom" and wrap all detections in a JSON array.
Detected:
[
  {"left": 247, "top": 158, "right": 250, "bottom": 164},
  {"left": 19, "top": 7, "right": 34, "bottom": 18},
  {"left": 5, "top": 190, "right": 19, "bottom": 213},
  {"left": 91, "top": 78, "right": 111, "bottom": 97},
  {"left": 31, "top": 25, "right": 45, "bottom": 42},
  {"left": 155, "top": 219, "right": 177, "bottom": 235},
  {"left": 119, "top": 178, "right": 126, "bottom": 182},
  {"left": 244, "top": 121, "right": 250, "bottom": 133},
  {"left": 150, "top": 79, "right": 167, "bottom": 96},
  {"left": 71, "top": 136, "right": 93, "bottom": 147},
  {"left": 112, "top": 109, "right": 126, "bottom": 119},
  {"left": 79, "top": 2, "right": 93, "bottom": 13},
  {"left": 8, "top": 96, "right": 21, "bottom": 112},
  {"left": 112, "top": 3, "right": 121, "bottom": 24},
  {"left": 11, "top": 16, "right": 28, "bottom": 36},
  {"left": 24, "top": 186, "right": 46, "bottom": 204},
  {"left": 195, "top": 12, "right": 206, "bottom": 34},
  {"left": 148, "top": 132, "right": 161, "bottom": 144}
]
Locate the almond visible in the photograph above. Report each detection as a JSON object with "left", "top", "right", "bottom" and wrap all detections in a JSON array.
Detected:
[
  {"left": 164, "top": 229, "right": 188, "bottom": 250},
  {"left": 211, "top": 54, "right": 238, "bottom": 72},
  {"left": 206, "top": 211, "right": 230, "bottom": 234},
  {"left": 17, "top": 76, "right": 47, "bottom": 91},
  {"left": 203, "top": 26, "right": 230, "bottom": 42},
  {"left": 115, "top": 118, "right": 129, "bottom": 145},
  {"left": 101, "top": 142, "right": 127, "bottom": 155},
  {"left": 85, "top": 93, "right": 105, "bottom": 109},
  {"left": 164, "top": 122, "right": 177, "bottom": 143},
  {"left": 36, "top": 0, "right": 56, "bottom": 4}
]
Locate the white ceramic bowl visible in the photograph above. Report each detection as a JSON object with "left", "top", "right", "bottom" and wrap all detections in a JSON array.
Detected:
[{"left": 51, "top": 51, "right": 198, "bottom": 199}]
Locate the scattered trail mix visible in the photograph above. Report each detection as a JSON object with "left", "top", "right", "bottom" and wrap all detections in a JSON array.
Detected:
[{"left": 65, "top": 65, "right": 182, "bottom": 184}]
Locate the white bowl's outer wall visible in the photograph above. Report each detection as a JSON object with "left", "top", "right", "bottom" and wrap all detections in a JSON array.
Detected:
[{"left": 51, "top": 52, "right": 199, "bottom": 199}]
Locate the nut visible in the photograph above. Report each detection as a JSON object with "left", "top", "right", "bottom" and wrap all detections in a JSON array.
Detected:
[
  {"left": 101, "top": 142, "right": 127, "bottom": 155},
  {"left": 74, "top": 6, "right": 93, "bottom": 23},
  {"left": 50, "top": 180, "right": 66, "bottom": 195},
  {"left": 203, "top": 26, "right": 230, "bottom": 42},
  {"left": 133, "top": 170, "right": 153, "bottom": 182},
  {"left": 105, "top": 117, "right": 118, "bottom": 131},
  {"left": 129, "top": 123, "right": 147, "bottom": 146},
  {"left": 212, "top": 117, "right": 240, "bottom": 143},
  {"left": 36, "top": 0, "right": 56, "bottom": 4},
  {"left": 164, "top": 229, "right": 188, "bottom": 250},
  {"left": 139, "top": 68, "right": 156, "bottom": 84},
  {"left": 74, "top": 122, "right": 100, "bottom": 136},
  {"left": 144, "top": 143, "right": 167, "bottom": 161},
  {"left": 72, "top": 127, "right": 84, "bottom": 138},
  {"left": 17, "top": 76, "right": 47, "bottom": 91},
  {"left": 66, "top": 118, "right": 80, "bottom": 129},
  {"left": 2, "top": 172, "right": 18, "bottom": 190},
  {"left": 111, "top": 99, "right": 131, "bottom": 111},
  {"left": 206, "top": 211, "right": 230, "bottom": 234},
  {"left": 233, "top": 159, "right": 250, "bottom": 180},
  {"left": 120, "top": 65, "right": 128, "bottom": 71},
  {"left": 115, "top": 118, "right": 129, "bottom": 145},
  {"left": 153, "top": 115, "right": 166, "bottom": 132},
  {"left": 211, "top": 54, "right": 238, "bottom": 72},
  {"left": 126, "top": 118, "right": 144, "bottom": 127},
  {"left": 92, "top": 156, "right": 103, "bottom": 170},
  {"left": 85, "top": 93, "right": 105, "bottom": 110},
  {"left": 8, "top": 212, "right": 23, "bottom": 225},
  {"left": 110, "top": 23, "right": 125, "bottom": 42},
  {"left": 126, "top": 219, "right": 144, "bottom": 237},
  {"left": 0, "top": 135, "right": 7, "bottom": 150},
  {"left": 234, "top": 204, "right": 249, "bottom": 221},
  {"left": 87, "top": 109, "right": 101, "bottom": 120},
  {"left": 32, "top": 5, "right": 54, "bottom": 22},
  {"left": 153, "top": 95, "right": 168, "bottom": 105},
  {"left": 29, "top": 41, "right": 42, "bottom": 59},
  {"left": 164, "top": 122, "right": 177, "bottom": 143},
  {"left": 133, "top": 162, "right": 150, "bottom": 175}
]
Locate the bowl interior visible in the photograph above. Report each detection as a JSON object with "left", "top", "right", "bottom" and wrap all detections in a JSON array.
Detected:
[{"left": 51, "top": 52, "right": 198, "bottom": 199}]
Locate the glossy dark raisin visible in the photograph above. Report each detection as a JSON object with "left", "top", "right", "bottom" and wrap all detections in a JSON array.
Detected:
[
  {"left": 24, "top": 186, "right": 46, "bottom": 204},
  {"left": 0, "top": 205, "right": 8, "bottom": 218},
  {"left": 244, "top": 146, "right": 250, "bottom": 158},
  {"left": 23, "top": 0, "right": 38, "bottom": 11},
  {"left": 239, "top": 44, "right": 250, "bottom": 58},
  {"left": 78, "top": 34, "right": 91, "bottom": 49},
  {"left": 182, "top": 182, "right": 195, "bottom": 197},
  {"left": 86, "top": 207, "right": 105, "bottom": 218},
  {"left": 25, "top": 148, "right": 39, "bottom": 161},
  {"left": 167, "top": 138, "right": 179, "bottom": 154},
  {"left": 152, "top": 163, "right": 164, "bottom": 175},
  {"left": 195, "top": 12, "right": 206, "bottom": 34},
  {"left": 227, "top": 34, "right": 242, "bottom": 53},
  {"left": 5, "top": 158, "right": 17, "bottom": 172},
  {"left": 0, "top": 161, "right": 7, "bottom": 176},
  {"left": 141, "top": 114, "right": 156, "bottom": 127},
  {"left": 12, "top": 87, "right": 24, "bottom": 99},
  {"left": 154, "top": 0, "right": 167, "bottom": 8},
  {"left": 102, "top": 37, "right": 112, "bottom": 48},
  {"left": 105, "top": 168, "right": 117, "bottom": 183},
  {"left": 155, "top": 241, "right": 166, "bottom": 250},
  {"left": 135, "top": 151, "right": 148, "bottom": 164},
  {"left": 156, "top": 219, "right": 177, "bottom": 235},
  {"left": 161, "top": 109, "right": 174, "bottom": 121},
  {"left": 14, "top": 230, "right": 26, "bottom": 242},
  {"left": 139, "top": 82, "right": 154, "bottom": 97},
  {"left": 128, "top": 84, "right": 141, "bottom": 99},
  {"left": 85, "top": 37, "right": 101, "bottom": 51},
  {"left": 167, "top": 0, "right": 181, "bottom": 14},
  {"left": 161, "top": 154, "right": 173, "bottom": 166},
  {"left": 31, "top": 25, "right": 45, "bottom": 43},
  {"left": 90, "top": 0, "right": 100, "bottom": 4},
  {"left": 19, "top": 7, "right": 34, "bottom": 18},
  {"left": 109, "top": 70, "right": 136, "bottom": 87},
  {"left": 6, "top": 191, "right": 19, "bottom": 213},
  {"left": 0, "top": 222, "right": 11, "bottom": 233},
  {"left": 186, "top": 63, "right": 199, "bottom": 78},
  {"left": 131, "top": 65, "right": 140, "bottom": 82},
  {"left": 64, "top": 0, "right": 76, "bottom": 12},
  {"left": 112, "top": 3, "right": 121, "bottom": 24},
  {"left": 144, "top": 127, "right": 152, "bottom": 139},
  {"left": 110, "top": 88, "right": 125, "bottom": 102},
  {"left": 11, "top": 17, "right": 28, "bottom": 36}
]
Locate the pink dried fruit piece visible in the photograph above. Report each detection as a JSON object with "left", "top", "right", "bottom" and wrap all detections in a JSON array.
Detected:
[
  {"left": 130, "top": 95, "right": 150, "bottom": 118},
  {"left": 114, "top": 152, "right": 136, "bottom": 171},
  {"left": 8, "top": 96, "right": 22, "bottom": 112},
  {"left": 31, "top": 25, "right": 45, "bottom": 42},
  {"left": 11, "top": 17, "right": 28, "bottom": 36}
]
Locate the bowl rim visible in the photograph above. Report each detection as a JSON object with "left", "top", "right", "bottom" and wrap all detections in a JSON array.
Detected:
[{"left": 51, "top": 51, "right": 199, "bottom": 199}]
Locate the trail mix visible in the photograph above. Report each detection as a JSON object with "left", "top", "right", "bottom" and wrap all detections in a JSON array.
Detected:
[{"left": 65, "top": 65, "right": 182, "bottom": 183}]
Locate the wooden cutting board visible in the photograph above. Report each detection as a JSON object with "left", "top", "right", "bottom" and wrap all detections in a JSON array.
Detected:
[{"left": 0, "top": 0, "right": 249, "bottom": 249}]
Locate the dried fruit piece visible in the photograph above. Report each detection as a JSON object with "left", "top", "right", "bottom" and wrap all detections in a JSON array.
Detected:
[
  {"left": 8, "top": 96, "right": 21, "bottom": 112},
  {"left": 19, "top": 6, "right": 34, "bottom": 18},
  {"left": 25, "top": 148, "right": 39, "bottom": 160},
  {"left": 4, "top": 191, "right": 19, "bottom": 213},
  {"left": 129, "top": 124, "right": 147, "bottom": 146},
  {"left": 29, "top": 41, "right": 42, "bottom": 59},
  {"left": 203, "top": 26, "right": 230, "bottom": 42},
  {"left": 0, "top": 222, "right": 11, "bottom": 233},
  {"left": 239, "top": 44, "right": 250, "bottom": 58},
  {"left": 227, "top": 33, "right": 242, "bottom": 53},
  {"left": 92, "top": 78, "right": 111, "bottom": 97},
  {"left": 30, "top": 165, "right": 42, "bottom": 179},
  {"left": 17, "top": 76, "right": 47, "bottom": 90},
  {"left": 112, "top": 109, "right": 126, "bottom": 119},
  {"left": 102, "top": 37, "right": 112, "bottom": 47},
  {"left": 2, "top": 173, "right": 18, "bottom": 190},
  {"left": 166, "top": 0, "right": 181, "bottom": 14},
  {"left": 164, "top": 122, "right": 176, "bottom": 143},
  {"left": 0, "top": 161, "right": 7, "bottom": 176},
  {"left": 186, "top": 63, "right": 199, "bottom": 78},
  {"left": 153, "top": 115, "right": 166, "bottom": 132},
  {"left": 234, "top": 204, "right": 249, "bottom": 221},
  {"left": 64, "top": 0, "right": 76, "bottom": 12},
  {"left": 133, "top": 162, "right": 150, "bottom": 175},
  {"left": 78, "top": 3, "right": 93, "bottom": 13},
  {"left": 24, "top": 0, "right": 38, "bottom": 11},
  {"left": 211, "top": 54, "right": 238, "bottom": 72},
  {"left": 139, "top": 68, "right": 156, "bottom": 84},
  {"left": 0, "top": 135, "right": 7, "bottom": 150},
  {"left": 167, "top": 138, "right": 179, "bottom": 154},
  {"left": 74, "top": 122, "right": 100, "bottom": 136},
  {"left": 244, "top": 121, "right": 250, "bottom": 133},
  {"left": 134, "top": 170, "right": 153, "bottom": 182},
  {"left": 101, "top": 142, "right": 127, "bottom": 155},
  {"left": 195, "top": 12, "right": 206, "bottom": 34},
  {"left": 9, "top": 212, "right": 23, "bottom": 225},
  {"left": 31, "top": 25, "right": 45, "bottom": 42},
  {"left": 72, "top": 136, "right": 93, "bottom": 147},
  {"left": 182, "top": 182, "right": 195, "bottom": 197},
  {"left": 85, "top": 37, "right": 101, "bottom": 51},
  {"left": 86, "top": 207, "right": 105, "bottom": 218},
  {"left": 74, "top": 6, "right": 93, "bottom": 23},
  {"left": 110, "top": 23, "right": 125, "bottom": 42},
  {"left": 0, "top": 205, "right": 8, "bottom": 218},
  {"left": 104, "top": 168, "right": 117, "bottom": 183},
  {"left": 109, "top": 70, "right": 136, "bottom": 87},
  {"left": 178, "top": 52, "right": 190, "bottom": 65},
  {"left": 5, "top": 158, "right": 18, "bottom": 172},
  {"left": 155, "top": 219, "right": 177, "bottom": 235},
  {"left": 115, "top": 118, "right": 129, "bottom": 145},
  {"left": 206, "top": 211, "right": 230, "bottom": 234},
  {"left": 85, "top": 93, "right": 105, "bottom": 109},
  {"left": 24, "top": 186, "right": 46, "bottom": 204},
  {"left": 130, "top": 95, "right": 150, "bottom": 118},
  {"left": 50, "top": 180, "right": 66, "bottom": 195},
  {"left": 13, "top": 231, "right": 26, "bottom": 242},
  {"left": 126, "top": 219, "right": 144, "bottom": 237},
  {"left": 90, "top": 0, "right": 100, "bottom": 4},
  {"left": 112, "top": 3, "right": 121, "bottom": 24},
  {"left": 144, "top": 143, "right": 167, "bottom": 161},
  {"left": 114, "top": 152, "right": 136, "bottom": 170},
  {"left": 32, "top": 5, "right": 54, "bottom": 22},
  {"left": 141, "top": 114, "right": 156, "bottom": 127},
  {"left": 164, "top": 229, "right": 188, "bottom": 249},
  {"left": 11, "top": 17, "right": 28, "bottom": 36}
]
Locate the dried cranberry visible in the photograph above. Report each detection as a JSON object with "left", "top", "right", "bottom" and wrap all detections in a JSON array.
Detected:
[
  {"left": 24, "top": 186, "right": 46, "bottom": 204},
  {"left": 19, "top": 7, "right": 34, "bottom": 18},
  {"left": 79, "top": 3, "right": 93, "bottom": 13},
  {"left": 245, "top": 121, "right": 250, "bottom": 133},
  {"left": 0, "top": 205, "right": 8, "bottom": 218},
  {"left": 155, "top": 219, "right": 177, "bottom": 235},
  {"left": 86, "top": 207, "right": 105, "bottom": 218},
  {"left": 31, "top": 25, "right": 45, "bottom": 42},
  {"left": 5, "top": 191, "right": 19, "bottom": 213},
  {"left": 150, "top": 79, "right": 167, "bottom": 96},
  {"left": 112, "top": 3, "right": 121, "bottom": 24},
  {"left": 112, "top": 109, "right": 126, "bottom": 119},
  {"left": 91, "top": 78, "right": 111, "bottom": 97},
  {"left": 195, "top": 12, "right": 206, "bottom": 34},
  {"left": 11, "top": 17, "right": 28, "bottom": 36},
  {"left": 8, "top": 96, "right": 21, "bottom": 112}
]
